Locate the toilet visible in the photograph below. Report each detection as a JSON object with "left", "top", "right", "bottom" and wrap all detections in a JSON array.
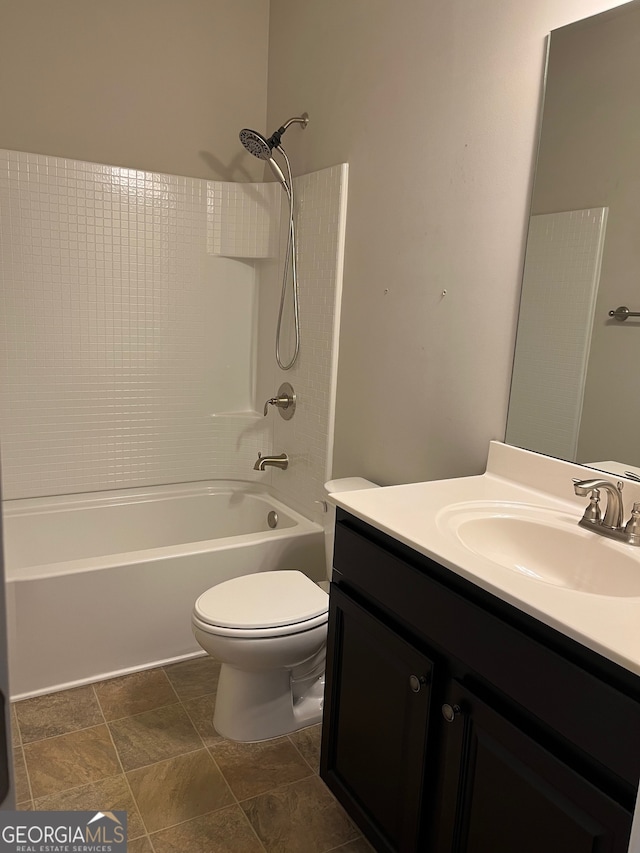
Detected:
[
  {"left": 191, "top": 478, "right": 378, "bottom": 742},
  {"left": 192, "top": 570, "right": 329, "bottom": 741}
]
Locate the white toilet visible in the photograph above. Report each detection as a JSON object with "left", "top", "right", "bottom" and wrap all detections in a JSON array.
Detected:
[
  {"left": 192, "top": 570, "right": 329, "bottom": 741},
  {"left": 191, "top": 478, "right": 378, "bottom": 742}
]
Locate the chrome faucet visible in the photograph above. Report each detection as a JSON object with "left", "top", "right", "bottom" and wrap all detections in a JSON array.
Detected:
[
  {"left": 573, "top": 477, "right": 640, "bottom": 545},
  {"left": 573, "top": 478, "right": 624, "bottom": 528},
  {"left": 254, "top": 452, "right": 289, "bottom": 471}
]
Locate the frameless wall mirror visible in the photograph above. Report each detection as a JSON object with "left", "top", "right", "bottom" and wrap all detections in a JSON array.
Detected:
[{"left": 506, "top": 0, "right": 640, "bottom": 475}]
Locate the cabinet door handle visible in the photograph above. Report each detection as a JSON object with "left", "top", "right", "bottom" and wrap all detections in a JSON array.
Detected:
[
  {"left": 409, "top": 674, "right": 429, "bottom": 693},
  {"left": 441, "top": 703, "right": 462, "bottom": 722}
]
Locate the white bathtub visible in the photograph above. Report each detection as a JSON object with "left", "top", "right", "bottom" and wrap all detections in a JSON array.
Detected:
[{"left": 3, "top": 481, "right": 325, "bottom": 699}]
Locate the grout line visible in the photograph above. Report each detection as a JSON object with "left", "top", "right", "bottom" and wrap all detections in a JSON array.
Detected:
[
  {"left": 11, "top": 703, "right": 35, "bottom": 807},
  {"left": 16, "top": 745, "right": 35, "bottom": 807},
  {"left": 158, "top": 662, "right": 270, "bottom": 850},
  {"left": 16, "top": 660, "right": 328, "bottom": 853},
  {"left": 92, "top": 683, "right": 148, "bottom": 841},
  {"left": 286, "top": 728, "right": 321, "bottom": 775},
  {"left": 11, "top": 704, "right": 24, "bottom": 749},
  {"left": 19, "top": 719, "right": 118, "bottom": 747},
  {"left": 144, "top": 804, "right": 269, "bottom": 853},
  {"left": 324, "top": 840, "right": 371, "bottom": 853},
  {"left": 30, "top": 773, "right": 125, "bottom": 811},
  {"left": 232, "top": 772, "right": 317, "bottom": 806},
  {"left": 234, "top": 801, "right": 270, "bottom": 853}
]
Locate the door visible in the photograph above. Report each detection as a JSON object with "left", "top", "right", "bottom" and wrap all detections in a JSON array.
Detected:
[
  {"left": 321, "top": 584, "right": 434, "bottom": 852},
  {"left": 435, "top": 680, "right": 632, "bottom": 853}
]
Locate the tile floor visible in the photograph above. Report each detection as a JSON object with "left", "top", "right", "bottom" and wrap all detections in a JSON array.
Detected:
[{"left": 11, "top": 656, "right": 374, "bottom": 853}]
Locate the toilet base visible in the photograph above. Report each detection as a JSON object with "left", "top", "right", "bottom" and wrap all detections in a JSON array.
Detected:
[{"left": 213, "top": 663, "right": 325, "bottom": 742}]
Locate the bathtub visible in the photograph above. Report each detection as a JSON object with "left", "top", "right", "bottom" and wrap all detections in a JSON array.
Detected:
[{"left": 3, "top": 481, "right": 325, "bottom": 699}]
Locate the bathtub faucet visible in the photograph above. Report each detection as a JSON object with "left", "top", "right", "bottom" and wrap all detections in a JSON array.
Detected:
[{"left": 254, "top": 452, "right": 289, "bottom": 471}]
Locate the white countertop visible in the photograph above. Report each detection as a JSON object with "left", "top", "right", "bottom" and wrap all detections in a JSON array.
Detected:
[{"left": 329, "top": 442, "right": 640, "bottom": 678}]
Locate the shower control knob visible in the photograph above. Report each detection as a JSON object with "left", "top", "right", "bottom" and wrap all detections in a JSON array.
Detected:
[
  {"left": 263, "top": 382, "right": 296, "bottom": 420},
  {"left": 441, "top": 703, "right": 461, "bottom": 723},
  {"left": 409, "top": 674, "right": 428, "bottom": 693}
]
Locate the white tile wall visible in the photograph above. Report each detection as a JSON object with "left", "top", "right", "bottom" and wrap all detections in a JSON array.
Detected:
[
  {"left": 208, "top": 182, "right": 280, "bottom": 257},
  {"left": 0, "top": 150, "right": 347, "bottom": 508},
  {"left": 0, "top": 151, "right": 275, "bottom": 498},
  {"left": 506, "top": 207, "right": 608, "bottom": 461}
]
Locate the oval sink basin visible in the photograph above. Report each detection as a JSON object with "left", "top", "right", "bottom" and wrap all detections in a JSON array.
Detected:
[{"left": 439, "top": 504, "right": 640, "bottom": 597}]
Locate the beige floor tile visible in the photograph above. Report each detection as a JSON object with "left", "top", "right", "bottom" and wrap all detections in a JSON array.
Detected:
[
  {"left": 11, "top": 705, "right": 21, "bottom": 748},
  {"left": 127, "top": 748, "right": 234, "bottom": 833},
  {"left": 288, "top": 724, "right": 322, "bottom": 773},
  {"left": 182, "top": 693, "right": 223, "bottom": 747},
  {"left": 14, "top": 686, "right": 103, "bottom": 743},
  {"left": 150, "top": 805, "right": 265, "bottom": 853},
  {"left": 16, "top": 801, "right": 33, "bottom": 811},
  {"left": 94, "top": 669, "right": 178, "bottom": 721},
  {"left": 328, "top": 838, "right": 376, "bottom": 853},
  {"left": 23, "top": 724, "right": 121, "bottom": 799},
  {"left": 12, "top": 747, "right": 31, "bottom": 803},
  {"left": 33, "top": 774, "right": 146, "bottom": 840},
  {"left": 241, "top": 776, "right": 358, "bottom": 853},
  {"left": 127, "top": 836, "right": 154, "bottom": 853},
  {"left": 210, "top": 736, "right": 312, "bottom": 801},
  {"left": 163, "top": 657, "right": 221, "bottom": 701},
  {"left": 109, "top": 703, "right": 202, "bottom": 771}
]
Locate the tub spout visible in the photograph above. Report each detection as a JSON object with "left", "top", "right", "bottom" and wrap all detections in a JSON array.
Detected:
[{"left": 254, "top": 452, "right": 289, "bottom": 471}]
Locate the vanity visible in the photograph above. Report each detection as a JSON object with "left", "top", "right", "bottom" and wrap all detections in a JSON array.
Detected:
[
  {"left": 319, "top": 443, "right": 640, "bottom": 853},
  {"left": 319, "top": 1, "right": 640, "bottom": 848}
]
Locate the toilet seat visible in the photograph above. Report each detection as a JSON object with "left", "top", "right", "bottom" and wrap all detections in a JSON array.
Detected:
[{"left": 194, "top": 570, "right": 329, "bottom": 638}]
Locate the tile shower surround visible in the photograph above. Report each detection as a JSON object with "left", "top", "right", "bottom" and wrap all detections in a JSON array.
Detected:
[
  {"left": 0, "top": 150, "right": 347, "bottom": 518},
  {"left": 11, "top": 657, "right": 374, "bottom": 853}
]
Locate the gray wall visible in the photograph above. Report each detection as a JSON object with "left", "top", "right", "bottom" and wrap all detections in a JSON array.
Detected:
[
  {"left": 0, "top": 0, "right": 630, "bottom": 488},
  {"left": 267, "top": 0, "right": 630, "bottom": 485},
  {"left": 0, "top": 0, "right": 270, "bottom": 181}
]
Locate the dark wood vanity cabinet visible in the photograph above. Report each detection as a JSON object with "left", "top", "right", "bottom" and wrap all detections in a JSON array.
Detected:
[{"left": 320, "top": 510, "right": 640, "bottom": 853}]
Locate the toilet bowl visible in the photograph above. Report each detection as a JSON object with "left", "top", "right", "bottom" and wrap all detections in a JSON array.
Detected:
[{"left": 192, "top": 570, "right": 329, "bottom": 742}]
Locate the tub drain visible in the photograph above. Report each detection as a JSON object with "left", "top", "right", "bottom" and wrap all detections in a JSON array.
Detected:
[{"left": 267, "top": 511, "right": 278, "bottom": 529}]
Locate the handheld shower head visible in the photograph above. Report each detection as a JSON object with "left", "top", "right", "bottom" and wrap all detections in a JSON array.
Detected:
[
  {"left": 239, "top": 128, "right": 272, "bottom": 161},
  {"left": 267, "top": 156, "right": 291, "bottom": 196},
  {"left": 239, "top": 114, "right": 309, "bottom": 161},
  {"left": 239, "top": 115, "right": 309, "bottom": 371}
]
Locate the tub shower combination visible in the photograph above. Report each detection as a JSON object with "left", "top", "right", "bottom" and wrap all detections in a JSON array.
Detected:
[
  {"left": 0, "top": 123, "right": 348, "bottom": 720},
  {"left": 4, "top": 482, "right": 325, "bottom": 698}
]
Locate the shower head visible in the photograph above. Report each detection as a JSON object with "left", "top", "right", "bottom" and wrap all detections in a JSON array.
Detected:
[
  {"left": 239, "top": 114, "right": 309, "bottom": 161},
  {"left": 239, "top": 128, "right": 273, "bottom": 161}
]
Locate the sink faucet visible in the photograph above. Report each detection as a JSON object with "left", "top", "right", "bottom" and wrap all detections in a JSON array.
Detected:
[
  {"left": 254, "top": 452, "right": 289, "bottom": 471},
  {"left": 572, "top": 477, "right": 640, "bottom": 545},
  {"left": 573, "top": 478, "right": 624, "bottom": 528}
]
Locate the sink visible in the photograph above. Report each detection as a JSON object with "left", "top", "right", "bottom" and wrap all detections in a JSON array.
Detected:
[{"left": 438, "top": 502, "right": 640, "bottom": 597}]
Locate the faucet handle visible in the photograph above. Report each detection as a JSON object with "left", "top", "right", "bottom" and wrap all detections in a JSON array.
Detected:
[
  {"left": 624, "top": 502, "right": 640, "bottom": 544},
  {"left": 581, "top": 489, "right": 602, "bottom": 523},
  {"left": 263, "top": 383, "right": 296, "bottom": 420}
]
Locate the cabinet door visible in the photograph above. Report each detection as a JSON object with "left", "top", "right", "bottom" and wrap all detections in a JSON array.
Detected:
[
  {"left": 435, "top": 680, "right": 632, "bottom": 853},
  {"left": 321, "top": 585, "right": 434, "bottom": 853}
]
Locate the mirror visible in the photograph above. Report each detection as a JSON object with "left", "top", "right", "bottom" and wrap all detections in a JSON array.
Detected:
[{"left": 506, "top": 0, "right": 640, "bottom": 475}]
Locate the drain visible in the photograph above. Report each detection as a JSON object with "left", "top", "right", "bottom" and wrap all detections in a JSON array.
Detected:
[{"left": 267, "top": 511, "right": 278, "bottom": 529}]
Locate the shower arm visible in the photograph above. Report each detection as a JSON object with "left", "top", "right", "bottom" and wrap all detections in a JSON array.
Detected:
[
  {"left": 281, "top": 115, "right": 309, "bottom": 132},
  {"left": 268, "top": 114, "right": 309, "bottom": 149}
]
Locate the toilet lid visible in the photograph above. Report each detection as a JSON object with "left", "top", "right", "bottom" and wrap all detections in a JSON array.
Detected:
[{"left": 194, "top": 571, "right": 329, "bottom": 630}]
